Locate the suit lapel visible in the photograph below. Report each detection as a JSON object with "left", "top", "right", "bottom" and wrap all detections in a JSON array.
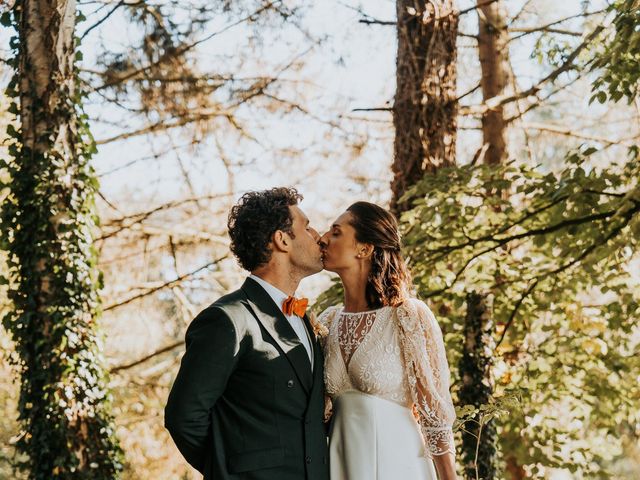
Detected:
[
  {"left": 241, "top": 278, "right": 313, "bottom": 394},
  {"left": 302, "top": 313, "right": 320, "bottom": 368},
  {"left": 304, "top": 313, "right": 324, "bottom": 391}
]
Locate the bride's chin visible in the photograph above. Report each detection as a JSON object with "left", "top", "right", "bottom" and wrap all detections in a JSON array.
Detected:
[{"left": 321, "top": 261, "right": 335, "bottom": 272}]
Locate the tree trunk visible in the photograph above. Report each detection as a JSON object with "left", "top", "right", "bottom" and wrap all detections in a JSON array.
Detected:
[
  {"left": 391, "top": 0, "right": 459, "bottom": 214},
  {"left": 459, "top": 292, "right": 497, "bottom": 480},
  {"left": 0, "top": 1, "right": 123, "bottom": 478},
  {"left": 476, "top": 0, "right": 510, "bottom": 165},
  {"left": 505, "top": 455, "right": 527, "bottom": 480},
  {"left": 457, "top": 5, "right": 510, "bottom": 479}
]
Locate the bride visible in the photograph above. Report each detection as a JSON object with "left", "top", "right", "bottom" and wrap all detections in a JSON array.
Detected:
[{"left": 318, "top": 201, "right": 458, "bottom": 480}]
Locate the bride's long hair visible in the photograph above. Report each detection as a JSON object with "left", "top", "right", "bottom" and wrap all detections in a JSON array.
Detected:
[{"left": 346, "top": 201, "right": 413, "bottom": 309}]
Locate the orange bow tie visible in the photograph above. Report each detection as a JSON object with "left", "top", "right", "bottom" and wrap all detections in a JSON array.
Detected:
[{"left": 282, "top": 296, "right": 308, "bottom": 317}]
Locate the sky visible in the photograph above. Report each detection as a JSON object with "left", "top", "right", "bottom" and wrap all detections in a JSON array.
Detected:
[
  {"left": 81, "top": 0, "right": 605, "bottom": 202},
  {"left": 1, "top": 0, "right": 610, "bottom": 219}
]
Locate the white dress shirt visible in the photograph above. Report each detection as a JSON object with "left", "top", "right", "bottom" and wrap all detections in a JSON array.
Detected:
[{"left": 249, "top": 275, "right": 314, "bottom": 369}]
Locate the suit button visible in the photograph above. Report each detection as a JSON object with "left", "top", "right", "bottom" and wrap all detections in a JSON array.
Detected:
[
  {"left": 287, "top": 380, "right": 294, "bottom": 388},
  {"left": 306, "top": 456, "right": 312, "bottom": 464}
]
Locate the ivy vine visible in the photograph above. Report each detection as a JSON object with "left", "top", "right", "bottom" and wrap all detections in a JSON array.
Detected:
[{"left": 0, "top": 3, "right": 123, "bottom": 479}]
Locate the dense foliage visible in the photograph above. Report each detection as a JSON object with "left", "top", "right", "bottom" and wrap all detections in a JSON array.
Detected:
[
  {"left": 400, "top": 151, "right": 639, "bottom": 477},
  {"left": 591, "top": 0, "right": 640, "bottom": 104}
]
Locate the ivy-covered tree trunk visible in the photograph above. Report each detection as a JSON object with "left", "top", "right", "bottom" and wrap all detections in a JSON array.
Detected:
[
  {"left": 459, "top": 292, "right": 496, "bottom": 480},
  {"left": 476, "top": 0, "right": 510, "bottom": 166},
  {"left": 391, "top": 0, "right": 458, "bottom": 214},
  {"left": 0, "top": 1, "right": 123, "bottom": 478}
]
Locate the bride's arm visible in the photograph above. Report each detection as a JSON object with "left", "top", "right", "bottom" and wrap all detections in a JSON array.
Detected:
[{"left": 397, "top": 299, "right": 459, "bottom": 478}]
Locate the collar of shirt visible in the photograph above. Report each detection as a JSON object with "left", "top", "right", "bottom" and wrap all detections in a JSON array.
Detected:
[
  {"left": 248, "top": 274, "right": 314, "bottom": 368},
  {"left": 248, "top": 274, "right": 296, "bottom": 316}
]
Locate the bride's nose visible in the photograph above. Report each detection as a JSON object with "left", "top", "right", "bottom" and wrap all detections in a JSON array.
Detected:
[{"left": 319, "top": 232, "right": 329, "bottom": 247}]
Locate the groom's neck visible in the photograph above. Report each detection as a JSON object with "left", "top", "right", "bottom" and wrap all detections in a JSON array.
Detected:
[{"left": 251, "top": 264, "right": 301, "bottom": 297}]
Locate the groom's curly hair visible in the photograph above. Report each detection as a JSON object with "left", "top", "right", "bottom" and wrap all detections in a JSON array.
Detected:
[{"left": 227, "top": 187, "right": 303, "bottom": 271}]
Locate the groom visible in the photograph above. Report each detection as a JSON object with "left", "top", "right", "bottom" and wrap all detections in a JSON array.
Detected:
[{"left": 165, "top": 187, "right": 329, "bottom": 480}]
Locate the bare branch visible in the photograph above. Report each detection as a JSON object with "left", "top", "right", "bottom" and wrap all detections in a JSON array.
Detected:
[
  {"left": 97, "top": 140, "right": 200, "bottom": 177},
  {"left": 100, "top": 223, "right": 228, "bottom": 245},
  {"left": 104, "top": 256, "right": 228, "bottom": 311},
  {"left": 505, "top": 75, "right": 581, "bottom": 123},
  {"left": 358, "top": 18, "right": 394, "bottom": 26},
  {"left": 97, "top": 194, "right": 231, "bottom": 241},
  {"left": 352, "top": 107, "right": 393, "bottom": 113},
  {"left": 423, "top": 194, "right": 638, "bottom": 260},
  {"left": 460, "top": 20, "right": 611, "bottom": 117},
  {"left": 518, "top": 122, "right": 637, "bottom": 147},
  {"left": 92, "top": 1, "right": 283, "bottom": 92},
  {"left": 509, "top": 9, "right": 608, "bottom": 42},
  {"left": 459, "top": 0, "right": 499, "bottom": 16},
  {"left": 495, "top": 279, "right": 539, "bottom": 349},
  {"left": 357, "top": 0, "right": 499, "bottom": 27},
  {"left": 110, "top": 340, "right": 184, "bottom": 374},
  {"left": 94, "top": 111, "right": 228, "bottom": 145},
  {"left": 509, "top": 27, "right": 582, "bottom": 37},
  {"left": 456, "top": 83, "right": 482, "bottom": 102},
  {"left": 80, "top": 0, "right": 141, "bottom": 41}
]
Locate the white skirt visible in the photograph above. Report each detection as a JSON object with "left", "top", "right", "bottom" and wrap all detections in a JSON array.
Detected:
[{"left": 329, "top": 390, "right": 437, "bottom": 480}]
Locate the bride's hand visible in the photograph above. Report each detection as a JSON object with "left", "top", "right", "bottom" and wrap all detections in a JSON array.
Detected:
[
  {"left": 432, "top": 452, "right": 458, "bottom": 480},
  {"left": 323, "top": 395, "right": 333, "bottom": 423}
]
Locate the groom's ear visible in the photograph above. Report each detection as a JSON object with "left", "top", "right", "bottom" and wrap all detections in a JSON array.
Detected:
[{"left": 272, "top": 230, "right": 292, "bottom": 253}]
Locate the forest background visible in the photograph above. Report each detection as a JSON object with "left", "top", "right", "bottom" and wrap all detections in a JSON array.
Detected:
[{"left": 0, "top": 0, "right": 639, "bottom": 479}]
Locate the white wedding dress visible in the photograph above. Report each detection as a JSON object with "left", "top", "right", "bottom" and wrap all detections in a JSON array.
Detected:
[{"left": 319, "top": 298, "right": 456, "bottom": 480}]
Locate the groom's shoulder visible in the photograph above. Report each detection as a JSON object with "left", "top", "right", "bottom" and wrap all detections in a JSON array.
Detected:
[
  {"left": 199, "top": 285, "right": 254, "bottom": 322},
  {"left": 186, "top": 287, "right": 250, "bottom": 335}
]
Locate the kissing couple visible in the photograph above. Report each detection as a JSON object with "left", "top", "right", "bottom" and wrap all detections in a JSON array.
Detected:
[{"left": 165, "top": 187, "right": 458, "bottom": 480}]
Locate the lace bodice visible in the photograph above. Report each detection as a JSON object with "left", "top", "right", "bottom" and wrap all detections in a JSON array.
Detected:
[{"left": 319, "top": 298, "right": 456, "bottom": 458}]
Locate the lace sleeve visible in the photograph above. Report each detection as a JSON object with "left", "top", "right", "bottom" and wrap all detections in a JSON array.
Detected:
[{"left": 397, "top": 298, "right": 456, "bottom": 458}]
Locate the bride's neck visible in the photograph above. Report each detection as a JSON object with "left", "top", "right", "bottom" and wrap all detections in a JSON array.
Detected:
[{"left": 339, "top": 266, "right": 370, "bottom": 313}]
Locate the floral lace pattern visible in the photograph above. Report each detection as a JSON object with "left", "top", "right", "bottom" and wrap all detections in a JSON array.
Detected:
[
  {"left": 337, "top": 310, "right": 378, "bottom": 368},
  {"left": 318, "top": 299, "right": 456, "bottom": 459}
]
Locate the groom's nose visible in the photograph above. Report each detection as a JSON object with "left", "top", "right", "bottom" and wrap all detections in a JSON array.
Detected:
[{"left": 309, "top": 227, "right": 321, "bottom": 242}]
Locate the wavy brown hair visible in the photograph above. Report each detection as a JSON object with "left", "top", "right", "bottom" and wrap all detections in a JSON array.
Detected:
[{"left": 346, "top": 201, "right": 413, "bottom": 309}]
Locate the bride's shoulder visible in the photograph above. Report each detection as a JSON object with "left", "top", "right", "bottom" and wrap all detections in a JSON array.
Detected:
[
  {"left": 317, "top": 305, "right": 343, "bottom": 327},
  {"left": 396, "top": 297, "right": 430, "bottom": 315},
  {"left": 394, "top": 297, "right": 436, "bottom": 329}
]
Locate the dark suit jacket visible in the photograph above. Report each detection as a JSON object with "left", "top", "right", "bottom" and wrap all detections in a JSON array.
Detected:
[{"left": 165, "top": 277, "right": 329, "bottom": 480}]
